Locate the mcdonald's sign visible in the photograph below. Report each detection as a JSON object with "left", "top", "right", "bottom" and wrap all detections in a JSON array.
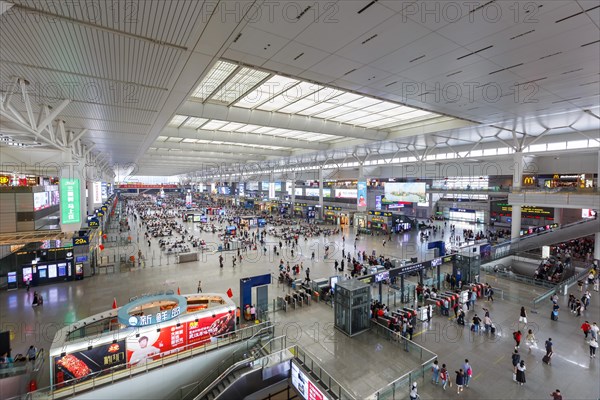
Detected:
[
  {"left": 523, "top": 176, "right": 535, "bottom": 186},
  {"left": 553, "top": 174, "right": 560, "bottom": 180}
]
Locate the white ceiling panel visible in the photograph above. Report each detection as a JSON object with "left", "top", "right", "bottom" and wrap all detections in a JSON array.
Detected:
[
  {"left": 267, "top": 41, "right": 330, "bottom": 70},
  {"left": 229, "top": 26, "right": 291, "bottom": 60}
]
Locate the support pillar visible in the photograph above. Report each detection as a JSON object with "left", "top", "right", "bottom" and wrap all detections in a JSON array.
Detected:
[
  {"left": 512, "top": 152, "right": 525, "bottom": 192},
  {"left": 290, "top": 173, "right": 296, "bottom": 206},
  {"left": 318, "top": 167, "right": 324, "bottom": 220},
  {"left": 511, "top": 205, "right": 522, "bottom": 241},
  {"left": 594, "top": 232, "right": 600, "bottom": 263}
]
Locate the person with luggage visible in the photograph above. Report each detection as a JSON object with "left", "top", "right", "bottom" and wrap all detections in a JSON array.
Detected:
[
  {"left": 544, "top": 338, "right": 554, "bottom": 365},
  {"left": 440, "top": 363, "right": 449, "bottom": 390},
  {"left": 551, "top": 302, "right": 559, "bottom": 321},
  {"left": 454, "top": 369, "right": 465, "bottom": 394}
]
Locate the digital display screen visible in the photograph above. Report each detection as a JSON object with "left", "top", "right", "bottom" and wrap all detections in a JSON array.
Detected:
[
  {"left": 75, "top": 263, "right": 83, "bottom": 275},
  {"left": 8, "top": 272, "right": 17, "bottom": 284},
  {"left": 23, "top": 267, "right": 33, "bottom": 283},
  {"left": 58, "top": 263, "right": 67, "bottom": 277},
  {"left": 375, "top": 271, "right": 389, "bottom": 283},
  {"left": 38, "top": 265, "right": 47, "bottom": 279},
  {"left": 48, "top": 264, "right": 58, "bottom": 279}
]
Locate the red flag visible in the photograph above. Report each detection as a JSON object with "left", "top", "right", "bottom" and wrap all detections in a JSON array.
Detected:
[
  {"left": 112, "top": 298, "right": 117, "bottom": 309},
  {"left": 177, "top": 287, "right": 181, "bottom": 295},
  {"left": 226, "top": 288, "right": 233, "bottom": 298}
]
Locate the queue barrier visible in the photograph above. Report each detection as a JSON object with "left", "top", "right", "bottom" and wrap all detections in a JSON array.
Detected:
[{"left": 177, "top": 252, "right": 199, "bottom": 264}]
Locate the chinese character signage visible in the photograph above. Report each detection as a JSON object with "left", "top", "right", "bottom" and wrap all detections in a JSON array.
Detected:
[
  {"left": 60, "top": 179, "right": 81, "bottom": 224},
  {"left": 357, "top": 181, "right": 367, "bottom": 211}
]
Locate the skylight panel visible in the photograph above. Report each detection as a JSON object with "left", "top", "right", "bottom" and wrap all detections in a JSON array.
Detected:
[
  {"left": 235, "top": 124, "right": 261, "bottom": 132},
  {"left": 347, "top": 114, "right": 387, "bottom": 125},
  {"left": 182, "top": 117, "right": 208, "bottom": 129},
  {"left": 379, "top": 106, "right": 415, "bottom": 117},
  {"left": 278, "top": 97, "right": 322, "bottom": 113},
  {"left": 168, "top": 115, "right": 188, "bottom": 127},
  {"left": 253, "top": 127, "right": 275, "bottom": 134},
  {"left": 191, "top": 61, "right": 238, "bottom": 100},
  {"left": 314, "top": 105, "right": 353, "bottom": 119},
  {"left": 219, "top": 122, "right": 246, "bottom": 131},
  {"left": 330, "top": 110, "right": 371, "bottom": 123},
  {"left": 393, "top": 109, "right": 434, "bottom": 120},
  {"left": 258, "top": 82, "right": 322, "bottom": 111},
  {"left": 202, "top": 120, "right": 229, "bottom": 130},
  {"left": 344, "top": 97, "right": 382, "bottom": 109},
  {"left": 296, "top": 101, "right": 339, "bottom": 116},
  {"left": 363, "top": 102, "right": 401, "bottom": 113},
  {"left": 210, "top": 68, "right": 270, "bottom": 104},
  {"left": 234, "top": 75, "right": 298, "bottom": 108}
]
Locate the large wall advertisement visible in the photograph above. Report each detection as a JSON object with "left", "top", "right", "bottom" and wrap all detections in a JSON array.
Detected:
[
  {"left": 54, "top": 341, "right": 127, "bottom": 382},
  {"left": 383, "top": 182, "right": 426, "bottom": 204}
]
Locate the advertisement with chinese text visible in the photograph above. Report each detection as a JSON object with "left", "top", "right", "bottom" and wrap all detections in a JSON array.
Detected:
[{"left": 54, "top": 341, "right": 126, "bottom": 383}]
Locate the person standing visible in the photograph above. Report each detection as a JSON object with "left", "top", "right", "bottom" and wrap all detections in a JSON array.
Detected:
[
  {"left": 409, "top": 382, "right": 419, "bottom": 400},
  {"left": 516, "top": 360, "right": 526, "bottom": 385},
  {"left": 431, "top": 360, "right": 440, "bottom": 384},
  {"left": 462, "top": 359, "right": 472, "bottom": 388},
  {"left": 551, "top": 389, "right": 563, "bottom": 400},
  {"left": 197, "top": 280, "right": 202, "bottom": 293},
  {"left": 486, "top": 284, "right": 494, "bottom": 302},
  {"left": 511, "top": 349, "right": 521, "bottom": 374},
  {"left": 26, "top": 345, "right": 37, "bottom": 362},
  {"left": 590, "top": 322, "right": 599, "bottom": 340},
  {"left": 455, "top": 369, "right": 465, "bottom": 394},
  {"left": 588, "top": 336, "right": 598, "bottom": 358}
]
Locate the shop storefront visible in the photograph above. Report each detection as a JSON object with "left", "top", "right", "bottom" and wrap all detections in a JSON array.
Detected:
[
  {"left": 367, "top": 211, "right": 393, "bottom": 232},
  {"left": 446, "top": 207, "right": 483, "bottom": 223},
  {"left": 354, "top": 213, "right": 368, "bottom": 229},
  {"left": 293, "top": 202, "right": 307, "bottom": 218}
]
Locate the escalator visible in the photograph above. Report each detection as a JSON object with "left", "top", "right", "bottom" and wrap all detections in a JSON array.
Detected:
[{"left": 509, "top": 218, "right": 599, "bottom": 254}]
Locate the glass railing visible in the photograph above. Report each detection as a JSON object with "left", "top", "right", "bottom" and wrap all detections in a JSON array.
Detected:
[
  {"left": 368, "top": 320, "right": 438, "bottom": 400},
  {"left": 294, "top": 346, "right": 357, "bottom": 400},
  {"left": 6, "top": 323, "right": 273, "bottom": 400},
  {"left": 533, "top": 265, "right": 595, "bottom": 309},
  {"left": 0, "top": 348, "right": 45, "bottom": 379}
]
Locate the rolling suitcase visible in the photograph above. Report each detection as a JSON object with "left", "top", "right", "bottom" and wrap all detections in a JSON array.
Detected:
[
  {"left": 490, "top": 325, "right": 496, "bottom": 334},
  {"left": 551, "top": 310, "right": 558, "bottom": 321},
  {"left": 542, "top": 355, "right": 551, "bottom": 364}
]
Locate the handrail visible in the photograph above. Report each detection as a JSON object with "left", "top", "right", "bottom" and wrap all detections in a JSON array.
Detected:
[
  {"left": 178, "top": 323, "right": 275, "bottom": 400},
  {"left": 533, "top": 265, "right": 594, "bottom": 308},
  {"left": 368, "top": 320, "right": 438, "bottom": 400},
  {"left": 254, "top": 335, "right": 287, "bottom": 357},
  {"left": 6, "top": 323, "right": 273, "bottom": 400},
  {"left": 192, "top": 358, "right": 252, "bottom": 400}
]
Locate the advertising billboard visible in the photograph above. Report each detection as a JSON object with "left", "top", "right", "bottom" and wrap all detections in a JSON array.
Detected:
[
  {"left": 93, "top": 182, "right": 102, "bottom": 204},
  {"left": 54, "top": 341, "right": 126, "bottom": 382},
  {"left": 269, "top": 182, "right": 275, "bottom": 199},
  {"left": 383, "top": 182, "right": 426, "bottom": 204},
  {"left": 125, "top": 312, "right": 235, "bottom": 367},
  {"left": 34, "top": 192, "right": 50, "bottom": 211},
  {"left": 305, "top": 188, "right": 331, "bottom": 197},
  {"left": 375, "top": 195, "right": 382, "bottom": 210},
  {"left": 247, "top": 182, "right": 259, "bottom": 191},
  {"left": 60, "top": 179, "right": 81, "bottom": 224},
  {"left": 274, "top": 182, "right": 282, "bottom": 192},
  {"left": 357, "top": 181, "right": 367, "bottom": 210},
  {"left": 335, "top": 189, "right": 357, "bottom": 199},
  {"left": 291, "top": 361, "right": 329, "bottom": 400}
]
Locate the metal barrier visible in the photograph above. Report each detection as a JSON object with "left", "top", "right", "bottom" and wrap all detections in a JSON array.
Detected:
[
  {"left": 368, "top": 321, "right": 438, "bottom": 400},
  {"left": 533, "top": 265, "right": 594, "bottom": 309}
]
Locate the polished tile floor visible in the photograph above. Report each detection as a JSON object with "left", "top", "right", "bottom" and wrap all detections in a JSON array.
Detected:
[{"left": 1, "top": 216, "right": 598, "bottom": 399}]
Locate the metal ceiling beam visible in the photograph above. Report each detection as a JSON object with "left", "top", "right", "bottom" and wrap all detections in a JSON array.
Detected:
[
  {"left": 36, "top": 99, "right": 70, "bottom": 135},
  {"left": 152, "top": 141, "right": 291, "bottom": 157},
  {"left": 160, "top": 127, "right": 329, "bottom": 150},
  {"left": 143, "top": 150, "right": 265, "bottom": 161},
  {"left": 178, "top": 101, "right": 388, "bottom": 141}
]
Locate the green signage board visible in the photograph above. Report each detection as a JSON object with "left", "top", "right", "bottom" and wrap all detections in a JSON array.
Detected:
[{"left": 60, "top": 179, "right": 81, "bottom": 224}]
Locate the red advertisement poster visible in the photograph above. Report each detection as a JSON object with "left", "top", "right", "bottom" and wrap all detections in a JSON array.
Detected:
[
  {"left": 187, "top": 311, "right": 235, "bottom": 347},
  {"left": 54, "top": 341, "right": 126, "bottom": 383},
  {"left": 307, "top": 381, "right": 327, "bottom": 400},
  {"left": 125, "top": 324, "right": 187, "bottom": 367}
]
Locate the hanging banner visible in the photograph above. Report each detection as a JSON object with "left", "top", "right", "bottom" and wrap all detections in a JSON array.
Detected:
[
  {"left": 60, "top": 179, "right": 81, "bottom": 224},
  {"left": 357, "top": 181, "right": 367, "bottom": 211}
]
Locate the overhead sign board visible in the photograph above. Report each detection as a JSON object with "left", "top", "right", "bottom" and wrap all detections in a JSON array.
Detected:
[{"left": 60, "top": 179, "right": 81, "bottom": 224}]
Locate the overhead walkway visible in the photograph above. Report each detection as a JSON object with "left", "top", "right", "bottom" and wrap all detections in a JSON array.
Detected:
[{"left": 508, "top": 188, "right": 600, "bottom": 209}]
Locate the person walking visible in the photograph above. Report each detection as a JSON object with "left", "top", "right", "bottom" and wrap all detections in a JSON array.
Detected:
[
  {"left": 440, "top": 363, "right": 449, "bottom": 390},
  {"left": 462, "top": 359, "right": 472, "bottom": 388},
  {"left": 588, "top": 336, "right": 598, "bottom": 358},
  {"left": 519, "top": 306, "right": 527, "bottom": 328},
  {"left": 431, "top": 360, "right": 440, "bottom": 384},
  {"left": 526, "top": 329, "right": 537, "bottom": 351},
  {"left": 486, "top": 284, "right": 494, "bottom": 302},
  {"left": 590, "top": 322, "right": 599, "bottom": 340},
  {"left": 455, "top": 369, "right": 465, "bottom": 394},
  {"left": 515, "top": 360, "right": 526, "bottom": 385},
  {"left": 409, "top": 382, "right": 419, "bottom": 400},
  {"left": 197, "top": 280, "right": 202, "bottom": 293},
  {"left": 581, "top": 321, "right": 591, "bottom": 339},
  {"left": 551, "top": 389, "right": 563, "bottom": 400},
  {"left": 513, "top": 330, "right": 522, "bottom": 349},
  {"left": 544, "top": 338, "right": 554, "bottom": 365}
]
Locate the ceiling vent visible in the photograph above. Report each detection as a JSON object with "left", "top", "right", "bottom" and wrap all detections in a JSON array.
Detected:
[
  {"left": 515, "top": 77, "right": 547, "bottom": 86},
  {"left": 384, "top": 81, "right": 397, "bottom": 87},
  {"left": 539, "top": 52, "right": 562, "bottom": 60},
  {"left": 343, "top": 68, "right": 357, "bottom": 76},
  {"left": 409, "top": 55, "right": 426, "bottom": 63},
  {"left": 469, "top": 1, "right": 496, "bottom": 15},
  {"left": 361, "top": 34, "right": 378, "bottom": 45},
  {"left": 293, "top": 52, "right": 304, "bottom": 61},
  {"left": 232, "top": 33, "right": 242, "bottom": 43},
  {"left": 446, "top": 71, "right": 462, "bottom": 77},
  {"left": 581, "top": 40, "right": 600, "bottom": 47},
  {"left": 510, "top": 30, "right": 535, "bottom": 40},
  {"left": 555, "top": 5, "right": 599, "bottom": 23},
  {"left": 358, "top": 0, "right": 379, "bottom": 14},
  {"left": 561, "top": 68, "right": 583, "bottom": 75},
  {"left": 489, "top": 63, "right": 523, "bottom": 75},
  {"left": 296, "top": 6, "right": 312, "bottom": 20},
  {"left": 579, "top": 81, "right": 599, "bottom": 87},
  {"left": 457, "top": 45, "right": 493, "bottom": 60},
  {"left": 552, "top": 97, "right": 581, "bottom": 104}
]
